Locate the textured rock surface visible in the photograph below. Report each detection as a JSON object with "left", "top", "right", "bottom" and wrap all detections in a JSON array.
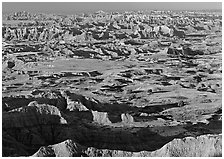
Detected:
[{"left": 32, "top": 134, "right": 222, "bottom": 157}]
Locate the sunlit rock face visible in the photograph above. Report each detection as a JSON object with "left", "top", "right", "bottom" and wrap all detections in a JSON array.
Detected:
[{"left": 32, "top": 134, "right": 222, "bottom": 157}]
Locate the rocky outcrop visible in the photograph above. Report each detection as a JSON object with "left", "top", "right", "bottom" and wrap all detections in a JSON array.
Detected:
[
  {"left": 92, "top": 110, "right": 112, "bottom": 125},
  {"left": 32, "top": 140, "right": 85, "bottom": 157},
  {"left": 167, "top": 46, "right": 204, "bottom": 57},
  {"left": 3, "top": 102, "right": 67, "bottom": 129},
  {"left": 150, "top": 134, "right": 222, "bottom": 157},
  {"left": 2, "top": 103, "right": 67, "bottom": 156},
  {"left": 3, "top": 90, "right": 67, "bottom": 111},
  {"left": 32, "top": 134, "right": 222, "bottom": 157},
  {"left": 121, "top": 113, "right": 134, "bottom": 123}
]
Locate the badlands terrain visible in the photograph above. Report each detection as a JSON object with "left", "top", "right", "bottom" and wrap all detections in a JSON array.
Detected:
[{"left": 2, "top": 10, "right": 222, "bottom": 157}]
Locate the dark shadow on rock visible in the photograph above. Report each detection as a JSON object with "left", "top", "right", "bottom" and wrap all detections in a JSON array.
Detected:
[{"left": 108, "top": 112, "right": 122, "bottom": 123}]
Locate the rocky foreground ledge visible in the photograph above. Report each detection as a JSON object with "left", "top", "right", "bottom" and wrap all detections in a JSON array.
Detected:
[{"left": 32, "top": 134, "right": 222, "bottom": 157}]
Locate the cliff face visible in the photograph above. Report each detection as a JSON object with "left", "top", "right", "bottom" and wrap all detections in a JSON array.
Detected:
[{"left": 32, "top": 134, "right": 222, "bottom": 157}]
